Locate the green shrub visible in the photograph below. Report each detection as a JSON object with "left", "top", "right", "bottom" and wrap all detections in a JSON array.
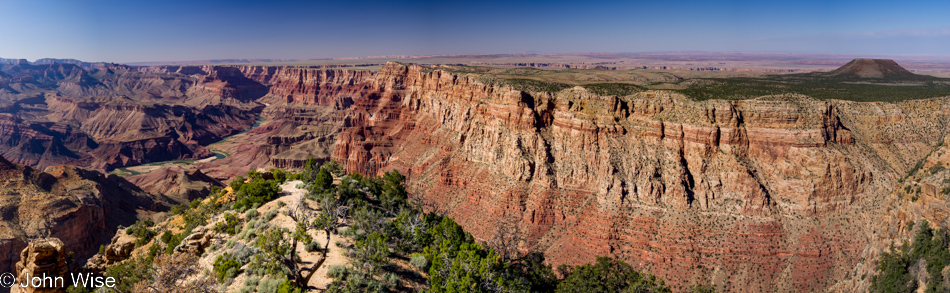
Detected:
[
  {"left": 125, "top": 219, "right": 156, "bottom": 247},
  {"left": 305, "top": 240, "right": 320, "bottom": 252},
  {"left": 383, "top": 272, "right": 399, "bottom": 287},
  {"left": 276, "top": 279, "right": 300, "bottom": 293},
  {"left": 264, "top": 209, "right": 279, "bottom": 221},
  {"left": 233, "top": 176, "right": 280, "bottom": 211},
  {"left": 213, "top": 253, "right": 242, "bottom": 281},
  {"left": 162, "top": 232, "right": 184, "bottom": 255},
  {"left": 215, "top": 212, "right": 242, "bottom": 235},
  {"left": 555, "top": 257, "right": 671, "bottom": 293},
  {"left": 271, "top": 168, "right": 289, "bottom": 184},
  {"left": 328, "top": 265, "right": 349, "bottom": 279},
  {"left": 232, "top": 243, "right": 258, "bottom": 264},
  {"left": 244, "top": 276, "right": 260, "bottom": 288},
  {"left": 246, "top": 209, "right": 260, "bottom": 219},
  {"left": 103, "top": 256, "right": 151, "bottom": 293},
  {"left": 230, "top": 176, "right": 246, "bottom": 190},
  {"left": 409, "top": 254, "right": 429, "bottom": 270},
  {"left": 257, "top": 277, "right": 281, "bottom": 293}
]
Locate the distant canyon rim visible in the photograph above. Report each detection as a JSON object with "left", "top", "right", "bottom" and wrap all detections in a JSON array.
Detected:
[{"left": 1, "top": 53, "right": 949, "bottom": 292}]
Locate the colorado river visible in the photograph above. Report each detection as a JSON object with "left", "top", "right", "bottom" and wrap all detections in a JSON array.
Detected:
[{"left": 111, "top": 117, "right": 264, "bottom": 176}]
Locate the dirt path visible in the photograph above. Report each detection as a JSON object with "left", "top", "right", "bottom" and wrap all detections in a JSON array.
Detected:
[{"left": 270, "top": 180, "right": 350, "bottom": 291}]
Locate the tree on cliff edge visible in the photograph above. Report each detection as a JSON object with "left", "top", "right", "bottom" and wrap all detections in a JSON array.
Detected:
[
  {"left": 555, "top": 257, "right": 671, "bottom": 293},
  {"left": 256, "top": 195, "right": 346, "bottom": 289}
]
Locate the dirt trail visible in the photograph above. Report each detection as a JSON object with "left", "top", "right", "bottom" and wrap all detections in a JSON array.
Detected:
[{"left": 272, "top": 180, "right": 350, "bottom": 291}]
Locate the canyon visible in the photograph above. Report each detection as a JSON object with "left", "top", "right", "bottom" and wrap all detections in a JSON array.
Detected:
[
  {"left": 0, "top": 154, "right": 166, "bottom": 275},
  {"left": 0, "top": 61, "right": 262, "bottom": 171},
  {"left": 326, "top": 63, "right": 949, "bottom": 292},
  {"left": 1, "top": 58, "right": 949, "bottom": 291}
]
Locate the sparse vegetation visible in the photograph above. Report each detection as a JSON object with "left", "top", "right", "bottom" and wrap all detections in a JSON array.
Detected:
[
  {"left": 582, "top": 83, "right": 644, "bottom": 96},
  {"left": 500, "top": 78, "right": 572, "bottom": 93},
  {"left": 871, "top": 220, "right": 950, "bottom": 293},
  {"left": 678, "top": 75, "right": 950, "bottom": 102},
  {"left": 126, "top": 219, "right": 157, "bottom": 247},
  {"left": 89, "top": 160, "right": 677, "bottom": 293},
  {"left": 555, "top": 257, "right": 670, "bottom": 293}
]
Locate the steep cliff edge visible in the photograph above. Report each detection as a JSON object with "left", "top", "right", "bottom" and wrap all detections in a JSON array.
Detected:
[
  {"left": 195, "top": 67, "right": 377, "bottom": 179},
  {"left": 0, "top": 62, "right": 262, "bottom": 171},
  {"left": 0, "top": 154, "right": 164, "bottom": 275},
  {"left": 328, "top": 62, "right": 950, "bottom": 292},
  {"left": 125, "top": 165, "right": 223, "bottom": 203},
  {"left": 16, "top": 60, "right": 942, "bottom": 291}
]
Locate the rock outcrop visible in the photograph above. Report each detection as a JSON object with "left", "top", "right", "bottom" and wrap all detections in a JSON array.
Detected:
[
  {"left": 0, "top": 61, "right": 262, "bottom": 171},
  {"left": 173, "top": 228, "right": 217, "bottom": 255},
  {"left": 324, "top": 62, "right": 950, "bottom": 292},
  {"left": 0, "top": 155, "right": 163, "bottom": 274},
  {"left": 11, "top": 238, "right": 68, "bottom": 293},
  {"left": 85, "top": 230, "right": 136, "bottom": 271},
  {"left": 195, "top": 67, "right": 376, "bottom": 178},
  {"left": 7, "top": 59, "right": 948, "bottom": 292},
  {"left": 126, "top": 166, "right": 224, "bottom": 203}
]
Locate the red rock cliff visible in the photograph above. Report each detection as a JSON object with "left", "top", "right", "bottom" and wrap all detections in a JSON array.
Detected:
[
  {"left": 328, "top": 62, "right": 949, "bottom": 292},
  {"left": 197, "top": 66, "right": 377, "bottom": 178},
  {"left": 0, "top": 155, "right": 161, "bottom": 275}
]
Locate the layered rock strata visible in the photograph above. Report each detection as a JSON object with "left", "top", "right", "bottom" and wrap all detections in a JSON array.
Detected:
[
  {"left": 0, "top": 155, "right": 162, "bottom": 274},
  {"left": 0, "top": 62, "right": 262, "bottom": 171},
  {"left": 326, "top": 63, "right": 950, "bottom": 292},
  {"left": 11, "top": 238, "right": 68, "bottom": 293},
  {"left": 194, "top": 67, "right": 377, "bottom": 178}
]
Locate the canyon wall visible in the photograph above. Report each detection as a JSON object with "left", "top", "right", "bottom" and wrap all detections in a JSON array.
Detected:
[
  {"left": 0, "top": 62, "right": 262, "bottom": 171},
  {"left": 0, "top": 155, "right": 162, "bottom": 274},
  {"left": 7, "top": 60, "right": 946, "bottom": 291},
  {"left": 192, "top": 66, "right": 377, "bottom": 179},
  {"left": 327, "top": 63, "right": 950, "bottom": 292}
]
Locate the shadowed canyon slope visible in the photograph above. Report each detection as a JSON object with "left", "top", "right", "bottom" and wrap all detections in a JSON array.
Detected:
[
  {"left": 150, "top": 61, "right": 948, "bottom": 291},
  {"left": 0, "top": 154, "right": 165, "bottom": 274},
  {"left": 4, "top": 59, "right": 950, "bottom": 292},
  {"left": 0, "top": 61, "right": 263, "bottom": 171}
]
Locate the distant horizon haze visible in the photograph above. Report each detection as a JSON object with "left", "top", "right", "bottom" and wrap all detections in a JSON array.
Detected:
[{"left": 3, "top": 0, "right": 950, "bottom": 63}]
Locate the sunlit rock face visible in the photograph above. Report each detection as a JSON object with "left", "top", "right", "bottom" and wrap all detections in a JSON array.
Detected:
[{"left": 329, "top": 62, "right": 949, "bottom": 292}]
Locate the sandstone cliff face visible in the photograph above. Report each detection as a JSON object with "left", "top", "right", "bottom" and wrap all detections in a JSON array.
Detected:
[
  {"left": 195, "top": 67, "right": 377, "bottom": 178},
  {"left": 234, "top": 66, "right": 375, "bottom": 105},
  {"left": 0, "top": 155, "right": 161, "bottom": 275},
  {"left": 830, "top": 128, "right": 950, "bottom": 292},
  {"left": 0, "top": 62, "right": 262, "bottom": 171},
  {"left": 11, "top": 238, "right": 68, "bottom": 293},
  {"left": 126, "top": 165, "right": 223, "bottom": 203},
  {"left": 326, "top": 62, "right": 950, "bottom": 292},
  {"left": 10, "top": 60, "right": 942, "bottom": 291}
]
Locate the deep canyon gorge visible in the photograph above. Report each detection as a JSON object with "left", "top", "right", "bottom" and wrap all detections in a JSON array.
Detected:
[{"left": 1, "top": 59, "right": 949, "bottom": 292}]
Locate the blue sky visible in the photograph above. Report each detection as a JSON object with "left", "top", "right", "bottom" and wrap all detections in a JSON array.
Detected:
[{"left": 1, "top": 0, "right": 949, "bottom": 63}]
